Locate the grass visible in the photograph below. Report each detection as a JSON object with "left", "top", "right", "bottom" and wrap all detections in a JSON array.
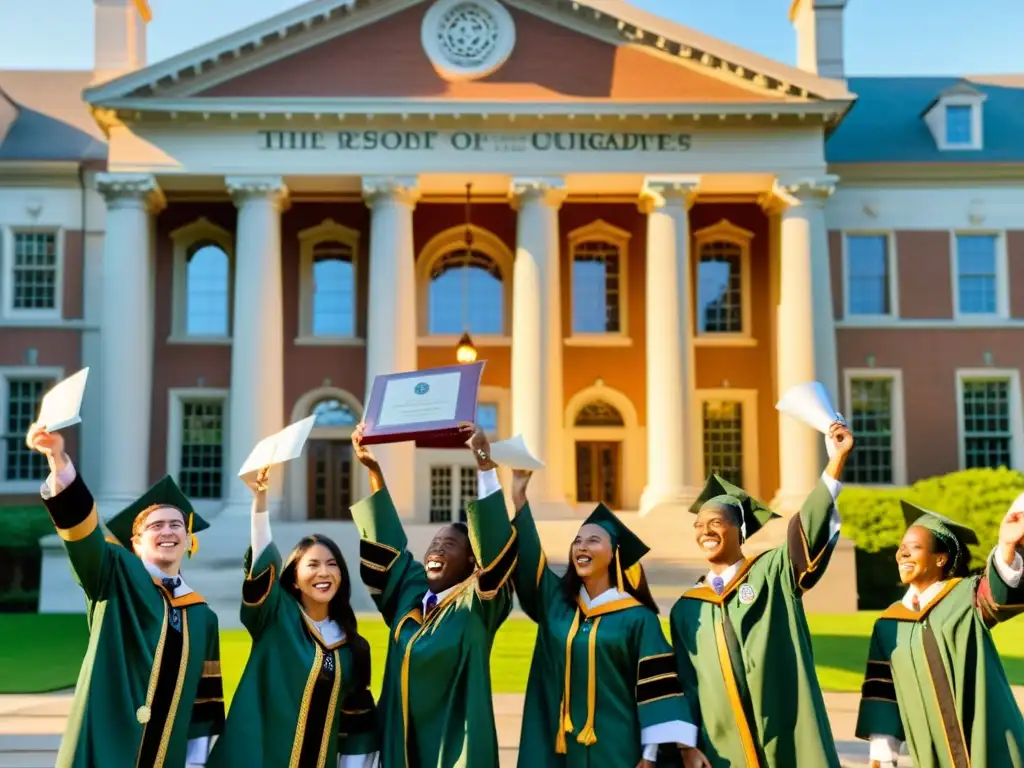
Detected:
[{"left": 4, "top": 613, "right": 1024, "bottom": 698}]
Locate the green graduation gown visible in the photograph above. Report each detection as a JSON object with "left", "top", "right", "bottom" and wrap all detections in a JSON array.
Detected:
[
  {"left": 855, "top": 555, "right": 1024, "bottom": 768},
  {"left": 207, "top": 542, "right": 379, "bottom": 768},
  {"left": 352, "top": 485, "right": 516, "bottom": 768},
  {"left": 668, "top": 480, "right": 840, "bottom": 767},
  {"left": 42, "top": 472, "right": 224, "bottom": 768},
  {"left": 512, "top": 502, "right": 694, "bottom": 767}
]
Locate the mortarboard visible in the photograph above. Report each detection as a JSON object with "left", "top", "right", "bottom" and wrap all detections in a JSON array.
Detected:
[
  {"left": 581, "top": 503, "right": 650, "bottom": 592},
  {"left": 690, "top": 474, "right": 780, "bottom": 541},
  {"left": 105, "top": 475, "right": 210, "bottom": 557},
  {"left": 901, "top": 500, "right": 977, "bottom": 573}
]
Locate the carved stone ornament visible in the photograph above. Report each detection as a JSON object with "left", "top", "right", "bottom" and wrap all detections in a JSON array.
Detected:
[
  {"left": 421, "top": 0, "right": 516, "bottom": 81},
  {"left": 361, "top": 176, "right": 421, "bottom": 208},
  {"left": 95, "top": 173, "right": 166, "bottom": 212},
  {"left": 509, "top": 176, "right": 566, "bottom": 208},
  {"left": 225, "top": 176, "right": 290, "bottom": 209}
]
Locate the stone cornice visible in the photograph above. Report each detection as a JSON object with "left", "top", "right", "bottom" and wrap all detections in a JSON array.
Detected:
[
  {"left": 225, "top": 176, "right": 290, "bottom": 210},
  {"left": 638, "top": 175, "right": 700, "bottom": 213},
  {"left": 361, "top": 175, "right": 421, "bottom": 208},
  {"left": 775, "top": 175, "right": 839, "bottom": 207},
  {"left": 95, "top": 172, "right": 166, "bottom": 213},
  {"left": 509, "top": 176, "right": 566, "bottom": 209}
]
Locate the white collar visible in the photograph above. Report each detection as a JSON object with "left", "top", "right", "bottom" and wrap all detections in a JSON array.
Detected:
[
  {"left": 903, "top": 580, "right": 947, "bottom": 611},
  {"left": 142, "top": 559, "right": 193, "bottom": 598},
  {"left": 423, "top": 585, "right": 456, "bottom": 613},
  {"left": 703, "top": 560, "right": 745, "bottom": 588},
  {"left": 300, "top": 609, "right": 346, "bottom": 645},
  {"left": 578, "top": 585, "right": 625, "bottom": 609}
]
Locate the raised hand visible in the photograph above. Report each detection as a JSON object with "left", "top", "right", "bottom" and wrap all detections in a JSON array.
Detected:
[
  {"left": 998, "top": 498, "right": 1024, "bottom": 561},
  {"left": 351, "top": 423, "right": 379, "bottom": 470},
  {"left": 25, "top": 423, "right": 66, "bottom": 469},
  {"left": 244, "top": 466, "right": 270, "bottom": 495},
  {"left": 511, "top": 469, "right": 532, "bottom": 511},
  {"left": 826, "top": 422, "right": 854, "bottom": 459},
  {"left": 461, "top": 422, "right": 495, "bottom": 470}
]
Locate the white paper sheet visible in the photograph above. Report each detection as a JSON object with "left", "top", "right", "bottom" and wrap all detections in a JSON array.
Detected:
[
  {"left": 376, "top": 372, "right": 461, "bottom": 427},
  {"left": 489, "top": 434, "right": 546, "bottom": 470},
  {"left": 36, "top": 368, "right": 90, "bottom": 432},
  {"left": 237, "top": 415, "right": 317, "bottom": 477},
  {"left": 776, "top": 381, "right": 845, "bottom": 435}
]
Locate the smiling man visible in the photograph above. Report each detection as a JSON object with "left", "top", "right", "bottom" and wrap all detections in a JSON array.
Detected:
[
  {"left": 25, "top": 424, "right": 224, "bottom": 768},
  {"left": 350, "top": 422, "right": 517, "bottom": 768}
]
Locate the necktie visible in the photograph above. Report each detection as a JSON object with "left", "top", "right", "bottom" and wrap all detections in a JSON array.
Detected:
[
  {"left": 162, "top": 577, "right": 182, "bottom": 593},
  {"left": 425, "top": 593, "right": 438, "bottom": 614},
  {"left": 911, "top": 595, "right": 921, "bottom": 612},
  {"left": 711, "top": 576, "right": 725, "bottom": 595}
]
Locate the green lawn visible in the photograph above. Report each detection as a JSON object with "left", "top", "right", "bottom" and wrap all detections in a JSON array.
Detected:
[{"left": 4, "top": 613, "right": 1024, "bottom": 698}]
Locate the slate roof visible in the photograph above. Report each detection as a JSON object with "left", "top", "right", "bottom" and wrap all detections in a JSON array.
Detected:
[{"left": 826, "top": 75, "right": 1024, "bottom": 164}]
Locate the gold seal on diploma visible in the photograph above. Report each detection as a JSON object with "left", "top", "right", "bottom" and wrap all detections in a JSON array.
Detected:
[{"left": 136, "top": 705, "right": 151, "bottom": 724}]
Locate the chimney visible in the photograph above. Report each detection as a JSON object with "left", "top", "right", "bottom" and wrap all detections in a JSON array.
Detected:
[
  {"left": 789, "top": 0, "right": 847, "bottom": 80},
  {"left": 93, "top": 0, "right": 148, "bottom": 84}
]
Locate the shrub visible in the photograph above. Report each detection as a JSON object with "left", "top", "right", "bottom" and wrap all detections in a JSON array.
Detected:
[{"left": 0, "top": 504, "right": 52, "bottom": 612}]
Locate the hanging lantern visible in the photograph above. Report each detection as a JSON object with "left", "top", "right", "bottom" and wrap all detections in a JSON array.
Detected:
[{"left": 456, "top": 331, "right": 478, "bottom": 364}]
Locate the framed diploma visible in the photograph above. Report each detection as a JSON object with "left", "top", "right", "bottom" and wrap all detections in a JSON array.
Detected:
[{"left": 361, "top": 361, "right": 486, "bottom": 448}]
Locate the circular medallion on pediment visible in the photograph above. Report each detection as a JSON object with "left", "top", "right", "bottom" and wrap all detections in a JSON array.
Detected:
[{"left": 422, "top": 0, "right": 516, "bottom": 81}]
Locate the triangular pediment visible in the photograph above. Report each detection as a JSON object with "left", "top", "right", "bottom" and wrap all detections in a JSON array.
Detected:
[{"left": 85, "top": 0, "right": 853, "bottom": 115}]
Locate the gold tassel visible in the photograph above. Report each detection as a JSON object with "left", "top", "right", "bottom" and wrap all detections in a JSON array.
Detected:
[
  {"left": 187, "top": 513, "right": 197, "bottom": 558},
  {"left": 615, "top": 549, "right": 625, "bottom": 593},
  {"left": 625, "top": 563, "right": 643, "bottom": 591},
  {"left": 555, "top": 608, "right": 582, "bottom": 754},
  {"left": 575, "top": 616, "right": 602, "bottom": 746}
]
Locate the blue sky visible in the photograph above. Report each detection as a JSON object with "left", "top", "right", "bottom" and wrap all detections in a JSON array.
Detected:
[{"left": 0, "top": 0, "right": 1021, "bottom": 75}]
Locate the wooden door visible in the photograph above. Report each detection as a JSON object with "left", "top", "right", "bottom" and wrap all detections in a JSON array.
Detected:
[
  {"left": 308, "top": 439, "right": 354, "bottom": 520},
  {"left": 575, "top": 441, "right": 621, "bottom": 508}
]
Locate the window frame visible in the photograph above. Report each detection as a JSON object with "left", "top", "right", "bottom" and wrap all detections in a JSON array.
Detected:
[
  {"left": 565, "top": 219, "right": 632, "bottom": 346},
  {"left": 841, "top": 231, "right": 899, "bottom": 322},
  {"left": 950, "top": 231, "right": 1008, "bottom": 321},
  {"left": 692, "top": 219, "right": 755, "bottom": 347},
  {"left": 842, "top": 368, "right": 907, "bottom": 486},
  {"left": 692, "top": 388, "right": 760, "bottom": 497},
  {"left": 0, "top": 366, "right": 64, "bottom": 493},
  {"left": 938, "top": 97, "right": 983, "bottom": 151},
  {"left": 2, "top": 227, "right": 64, "bottom": 321},
  {"left": 296, "top": 218, "right": 363, "bottom": 346},
  {"left": 955, "top": 368, "right": 1024, "bottom": 472},
  {"left": 166, "top": 387, "right": 230, "bottom": 502},
  {"left": 169, "top": 218, "right": 234, "bottom": 344}
]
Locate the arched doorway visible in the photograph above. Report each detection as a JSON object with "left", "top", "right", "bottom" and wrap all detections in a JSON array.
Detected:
[{"left": 573, "top": 400, "right": 625, "bottom": 508}]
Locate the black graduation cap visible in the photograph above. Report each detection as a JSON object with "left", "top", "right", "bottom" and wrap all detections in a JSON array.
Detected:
[
  {"left": 900, "top": 500, "right": 978, "bottom": 546},
  {"left": 105, "top": 475, "right": 209, "bottom": 556},
  {"left": 690, "top": 474, "right": 780, "bottom": 540},
  {"left": 582, "top": 503, "right": 650, "bottom": 591}
]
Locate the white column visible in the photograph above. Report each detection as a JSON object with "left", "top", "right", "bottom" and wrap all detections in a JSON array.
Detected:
[
  {"left": 638, "top": 176, "right": 700, "bottom": 515},
  {"left": 94, "top": 173, "right": 164, "bottom": 509},
  {"left": 773, "top": 175, "right": 839, "bottom": 511},
  {"left": 363, "top": 176, "right": 420, "bottom": 516},
  {"left": 224, "top": 177, "right": 288, "bottom": 514},
  {"left": 510, "top": 177, "right": 566, "bottom": 508}
]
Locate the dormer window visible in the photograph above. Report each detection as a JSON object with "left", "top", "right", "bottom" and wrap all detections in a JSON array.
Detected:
[
  {"left": 945, "top": 104, "right": 973, "bottom": 145},
  {"left": 922, "top": 81, "right": 986, "bottom": 151}
]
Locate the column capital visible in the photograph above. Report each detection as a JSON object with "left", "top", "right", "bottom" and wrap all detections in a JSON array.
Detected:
[
  {"left": 226, "top": 176, "right": 290, "bottom": 210},
  {"left": 362, "top": 176, "right": 421, "bottom": 208},
  {"left": 509, "top": 176, "right": 566, "bottom": 209},
  {"left": 638, "top": 175, "right": 700, "bottom": 213},
  {"left": 95, "top": 172, "right": 165, "bottom": 213},
  {"left": 774, "top": 174, "right": 839, "bottom": 208}
]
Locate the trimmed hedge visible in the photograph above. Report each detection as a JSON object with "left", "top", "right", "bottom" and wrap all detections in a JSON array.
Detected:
[
  {"left": 841, "top": 467, "right": 1024, "bottom": 609},
  {"left": 0, "top": 503, "right": 52, "bottom": 612}
]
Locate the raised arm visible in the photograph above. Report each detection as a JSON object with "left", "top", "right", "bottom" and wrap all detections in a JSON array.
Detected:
[
  {"left": 349, "top": 425, "right": 427, "bottom": 627},
  {"left": 239, "top": 467, "right": 285, "bottom": 639},
  {"left": 975, "top": 505, "right": 1024, "bottom": 626},
  {"left": 785, "top": 422, "right": 853, "bottom": 595},
  {"left": 855, "top": 620, "right": 905, "bottom": 767},
  {"left": 508, "top": 470, "right": 564, "bottom": 624}
]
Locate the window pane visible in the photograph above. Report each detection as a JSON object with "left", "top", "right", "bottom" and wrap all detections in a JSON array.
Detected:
[
  {"left": 846, "top": 235, "right": 890, "bottom": 315},
  {"left": 697, "top": 242, "right": 743, "bottom": 333},
  {"left": 575, "top": 401, "right": 625, "bottom": 427},
  {"left": 572, "top": 240, "right": 621, "bottom": 333},
  {"left": 845, "top": 378, "right": 894, "bottom": 484},
  {"left": 956, "top": 235, "right": 997, "bottom": 315},
  {"left": 428, "top": 250, "right": 503, "bottom": 335},
  {"left": 5, "top": 378, "right": 53, "bottom": 480},
  {"left": 311, "top": 398, "right": 358, "bottom": 427},
  {"left": 946, "top": 105, "right": 973, "bottom": 144},
  {"left": 12, "top": 232, "right": 58, "bottom": 310},
  {"left": 702, "top": 400, "right": 744, "bottom": 487},
  {"left": 179, "top": 400, "right": 224, "bottom": 499},
  {"left": 962, "top": 380, "right": 1013, "bottom": 469},
  {"left": 186, "top": 244, "right": 230, "bottom": 336},
  {"left": 477, "top": 402, "right": 498, "bottom": 435},
  {"left": 458, "top": 466, "right": 475, "bottom": 523},
  {"left": 430, "top": 466, "right": 453, "bottom": 523},
  {"left": 312, "top": 241, "right": 355, "bottom": 337}
]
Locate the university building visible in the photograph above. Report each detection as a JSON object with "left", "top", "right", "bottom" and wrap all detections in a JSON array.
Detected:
[{"left": 2, "top": 0, "right": 1023, "bottom": 534}]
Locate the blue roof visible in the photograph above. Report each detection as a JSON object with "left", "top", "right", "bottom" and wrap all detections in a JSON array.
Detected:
[{"left": 827, "top": 76, "right": 1024, "bottom": 164}]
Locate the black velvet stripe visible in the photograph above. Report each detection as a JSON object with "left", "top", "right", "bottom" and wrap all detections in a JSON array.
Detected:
[
  {"left": 719, "top": 608, "right": 769, "bottom": 766},
  {"left": 638, "top": 654, "right": 676, "bottom": 682},
  {"left": 191, "top": 700, "right": 225, "bottom": 727},
  {"left": 478, "top": 537, "right": 519, "bottom": 594},
  {"left": 338, "top": 708, "right": 376, "bottom": 736},
  {"left": 922, "top": 624, "right": 970, "bottom": 768},
  {"left": 196, "top": 675, "right": 223, "bottom": 700},
  {"left": 865, "top": 661, "right": 893, "bottom": 682},
  {"left": 137, "top": 615, "right": 185, "bottom": 767},
  {"left": 297, "top": 659, "right": 336, "bottom": 768},
  {"left": 786, "top": 514, "right": 811, "bottom": 587},
  {"left": 636, "top": 674, "right": 683, "bottom": 704},
  {"left": 360, "top": 540, "right": 400, "bottom": 570},
  {"left": 242, "top": 565, "right": 274, "bottom": 605},
  {"left": 861, "top": 679, "right": 898, "bottom": 702},
  {"left": 359, "top": 562, "right": 389, "bottom": 594},
  {"left": 44, "top": 472, "right": 95, "bottom": 531}
]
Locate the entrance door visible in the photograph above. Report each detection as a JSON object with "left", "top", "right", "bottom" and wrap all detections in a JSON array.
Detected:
[
  {"left": 575, "top": 441, "right": 621, "bottom": 508},
  {"left": 308, "top": 440, "right": 354, "bottom": 520}
]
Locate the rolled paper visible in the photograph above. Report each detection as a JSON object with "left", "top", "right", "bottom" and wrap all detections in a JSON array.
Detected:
[
  {"left": 36, "top": 367, "right": 90, "bottom": 432},
  {"left": 489, "top": 434, "right": 546, "bottom": 470},
  {"left": 775, "top": 381, "right": 845, "bottom": 435},
  {"left": 238, "top": 415, "right": 317, "bottom": 478}
]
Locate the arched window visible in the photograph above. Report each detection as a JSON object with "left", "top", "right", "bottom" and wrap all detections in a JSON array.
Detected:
[
  {"left": 311, "top": 397, "right": 358, "bottom": 427},
  {"left": 568, "top": 220, "right": 631, "bottom": 336},
  {"left": 428, "top": 249, "right": 503, "bottom": 335},
  {"left": 575, "top": 400, "right": 625, "bottom": 427},
  {"left": 185, "top": 243, "right": 230, "bottom": 336},
  {"left": 312, "top": 240, "right": 355, "bottom": 337},
  {"left": 693, "top": 220, "right": 753, "bottom": 339}
]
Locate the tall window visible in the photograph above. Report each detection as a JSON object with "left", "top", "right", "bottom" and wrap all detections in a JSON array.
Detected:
[
  {"left": 702, "top": 400, "right": 744, "bottom": 487},
  {"left": 428, "top": 250, "right": 503, "bottom": 335},
  {"left": 312, "top": 240, "right": 356, "bottom": 337},
  {"left": 4, "top": 377, "right": 53, "bottom": 481},
  {"left": 955, "top": 234, "right": 999, "bottom": 315},
  {"left": 185, "top": 243, "right": 230, "bottom": 336},
  {"left": 846, "top": 235, "right": 891, "bottom": 316},
  {"left": 946, "top": 104, "right": 973, "bottom": 145},
  {"left": 961, "top": 379, "right": 1013, "bottom": 469},
  {"left": 572, "top": 240, "right": 622, "bottom": 333},
  {"left": 845, "top": 378, "right": 894, "bottom": 484},
  {"left": 11, "top": 232, "right": 58, "bottom": 312},
  {"left": 477, "top": 402, "right": 498, "bottom": 436},
  {"left": 694, "top": 221, "right": 752, "bottom": 338},
  {"left": 178, "top": 400, "right": 225, "bottom": 499}
]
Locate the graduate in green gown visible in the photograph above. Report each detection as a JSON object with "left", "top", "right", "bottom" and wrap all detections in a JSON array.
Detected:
[
  {"left": 856, "top": 499, "right": 1024, "bottom": 768},
  {"left": 667, "top": 421, "right": 854, "bottom": 767},
  {"left": 26, "top": 424, "right": 224, "bottom": 768},
  {"left": 349, "top": 422, "right": 517, "bottom": 768},
  {"left": 207, "top": 466, "right": 379, "bottom": 768},
  {"left": 508, "top": 469, "right": 708, "bottom": 768}
]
